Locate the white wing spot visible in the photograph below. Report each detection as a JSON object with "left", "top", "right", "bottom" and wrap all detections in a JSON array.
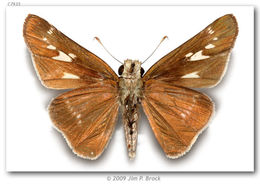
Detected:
[
  {"left": 205, "top": 44, "right": 215, "bottom": 49},
  {"left": 181, "top": 113, "right": 186, "bottom": 118},
  {"left": 190, "top": 50, "right": 209, "bottom": 61},
  {"left": 209, "top": 30, "right": 214, "bottom": 34},
  {"left": 76, "top": 114, "right": 81, "bottom": 119},
  {"left": 213, "top": 37, "right": 218, "bottom": 40},
  {"left": 52, "top": 51, "right": 72, "bottom": 62},
  {"left": 47, "top": 27, "right": 55, "bottom": 34},
  {"left": 181, "top": 71, "right": 200, "bottom": 79},
  {"left": 185, "top": 52, "right": 193, "bottom": 58},
  {"left": 78, "top": 120, "right": 82, "bottom": 124},
  {"left": 68, "top": 53, "right": 77, "bottom": 59},
  {"left": 62, "top": 72, "right": 80, "bottom": 79},
  {"left": 46, "top": 45, "right": 56, "bottom": 50},
  {"left": 207, "top": 27, "right": 215, "bottom": 34},
  {"left": 43, "top": 37, "right": 47, "bottom": 41},
  {"left": 90, "top": 152, "right": 94, "bottom": 155}
]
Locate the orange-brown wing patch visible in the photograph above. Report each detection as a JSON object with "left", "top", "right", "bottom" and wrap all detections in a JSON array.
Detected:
[
  {"left": 143, "top": 14, "right": 238, "bottom": 88},
  {"left": 48, "top": 81, "right": 119, "bottom": 159},
  {"left": 23, "top": 14, "right": 118, "bottom": 89},
  {"left": 142, "top": 80, "right": 213, "bottom": 158}
]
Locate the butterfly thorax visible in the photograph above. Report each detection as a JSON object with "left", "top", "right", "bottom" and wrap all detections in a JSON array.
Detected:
[{"left": 119, "top": 59, "right": 143, "bottom": 159}]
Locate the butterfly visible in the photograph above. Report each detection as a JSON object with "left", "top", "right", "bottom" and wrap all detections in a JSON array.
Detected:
[{"left": 23, "top": 14, "right": 238, "bottom": 160}]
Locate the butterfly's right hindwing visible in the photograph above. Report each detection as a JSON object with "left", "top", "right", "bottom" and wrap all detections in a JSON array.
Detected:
[{"left": 49, "top": 81, "right": 119, "bottom": 159}]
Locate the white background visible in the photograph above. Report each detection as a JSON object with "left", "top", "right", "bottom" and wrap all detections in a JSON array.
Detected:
[
  {"left": 5, "top": 6, "right": 254, "bottom": 172},
  {"left": 1, "top": 0, "right": 258, "bottom": 185}
]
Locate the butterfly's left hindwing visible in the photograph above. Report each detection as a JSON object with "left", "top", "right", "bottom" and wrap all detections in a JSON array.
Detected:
[
  {"left": 142, "top": 80, "right": 213, "bottom": 158},
  {"left": 23, "top": 14, "right": 118, "bottom": 89}
]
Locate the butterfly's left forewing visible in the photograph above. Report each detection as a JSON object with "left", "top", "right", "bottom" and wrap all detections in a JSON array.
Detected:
[{"left": 143, "top": 14, "right": 238, "bottom": 88}]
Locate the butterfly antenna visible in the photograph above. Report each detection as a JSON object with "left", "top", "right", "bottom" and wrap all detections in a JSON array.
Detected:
[
  {"left": 94, "top": 37, "right": 123, "bottom": 64},
  {"left": 142, "top": 36, "right": 168, "bottom": 64}
]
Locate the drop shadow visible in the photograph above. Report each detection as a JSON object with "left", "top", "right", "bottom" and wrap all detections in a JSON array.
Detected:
[
  {"left": 253, "top": 9, "right": 258, "bottom": 173},
  {"left": 194, "top": 52, "right": 237, "bottom": 114}
]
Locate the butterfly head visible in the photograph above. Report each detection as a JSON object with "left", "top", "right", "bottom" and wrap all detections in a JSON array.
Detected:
[{"left": 118, "top": 59, "right": 145, "bottom": 78}]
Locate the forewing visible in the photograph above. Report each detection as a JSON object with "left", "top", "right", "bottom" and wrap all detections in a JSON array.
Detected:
[
  {"left": 23, "top": 14, "right": 118, "bottom": 89},
  {"left": 142, "top": 80, "right": 213, "bottom": 158},
  {"left": 143, "top": 14, "right": 238, "bottom": 88},
  {"left": 48, "top": 81, "right": 119, "bottom": 159}
]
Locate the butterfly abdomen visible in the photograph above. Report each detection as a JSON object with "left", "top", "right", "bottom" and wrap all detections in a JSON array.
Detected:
[
  {"left": 119, "top": 77, "right": 143, "bottom": 160},
  {"left": 119, "top": 59, "right": 143, "bottom": 159},
  {"left": 122, "top": 95, "right": 139, "bottom": 159}
]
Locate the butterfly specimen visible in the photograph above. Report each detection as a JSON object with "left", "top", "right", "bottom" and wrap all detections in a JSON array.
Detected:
[{"left": 23, "top": 14, "right": 238, "bottom": 160}]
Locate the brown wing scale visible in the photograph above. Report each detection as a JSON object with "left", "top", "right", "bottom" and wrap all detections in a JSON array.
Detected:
[
  {"left": 23, "top": 14, "right": 121, "bottom": 159},
  {"left": 142, "top": 80, "right": 213, "bottom": 158},
  {"left": 48, "top": 81, "right": 119, "bottom": 159},
  {"left": 143, "top": 14, "right": 238, "bottom": 88},
  {"left": 23, "top": 14, "right": 118, "bottom": 89}
]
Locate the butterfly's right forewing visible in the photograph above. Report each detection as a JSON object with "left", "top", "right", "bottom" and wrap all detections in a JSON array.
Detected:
[{"left": 23, "top": 14, "right": 118, "bottom": 89}]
